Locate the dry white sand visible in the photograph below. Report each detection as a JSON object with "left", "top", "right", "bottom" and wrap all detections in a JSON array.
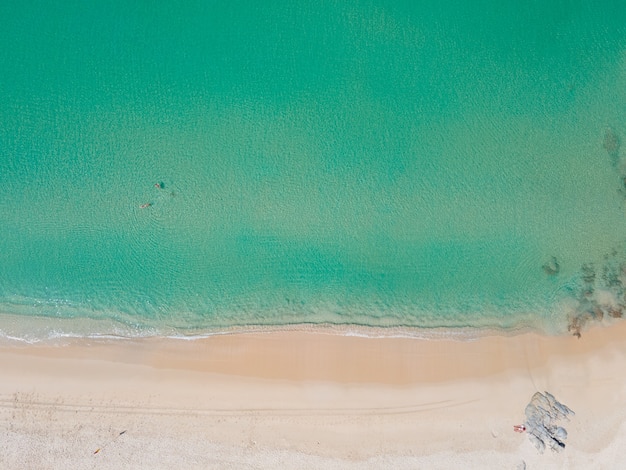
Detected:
[{"left": 2, "top": 321, "right": 626, "bottom": 469}]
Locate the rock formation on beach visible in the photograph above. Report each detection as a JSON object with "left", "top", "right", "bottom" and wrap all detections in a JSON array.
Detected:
[{"left": 524, "top": 391, "right": 575, "bottom": 454}]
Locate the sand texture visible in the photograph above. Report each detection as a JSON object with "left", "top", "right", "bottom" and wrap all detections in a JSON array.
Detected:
[{"left": 2, "top": 322, "right": 626, "bottom": 469}]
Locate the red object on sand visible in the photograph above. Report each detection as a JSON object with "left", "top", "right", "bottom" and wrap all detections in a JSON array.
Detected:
[{"left": 513, "top": 424, "right": 526, "bottom": 433}]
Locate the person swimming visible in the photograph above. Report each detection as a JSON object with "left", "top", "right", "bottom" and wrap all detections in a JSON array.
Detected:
[
  {"left": 154, "top": 181, "right": 165, "bottom": 189},
  {"left": 140, "top": 202, "right": 152, "bottom": 209}
]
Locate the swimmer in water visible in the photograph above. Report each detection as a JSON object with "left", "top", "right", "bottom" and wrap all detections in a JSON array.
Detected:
[
  {"left": 140, "top": 202, "right": 152, "bottom": 209},
  {"left": 154, "top": 182, "right": 165, "bottom": 189}
]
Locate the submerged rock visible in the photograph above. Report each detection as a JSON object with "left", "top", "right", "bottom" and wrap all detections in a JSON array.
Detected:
[
  {"left": 603, "top": 127, "right": 621, "bottom": 163},
  {"left": 593, "top": 306, "right": 604, "bottom": 321},
  {"left": 542, "top": 257, "right": 560, "bottom": 276},
  {"left": 602, "top": 263, "right": 623, "bottom": 289},
  {"left": 581, "top": 263, "right": 596, "bottom": 285},
  {"left": 568, "top": 308, "right": 593, "bottom": 338},
  {"left": 524, "top": 391, "right": 575, "bottom": 454}
]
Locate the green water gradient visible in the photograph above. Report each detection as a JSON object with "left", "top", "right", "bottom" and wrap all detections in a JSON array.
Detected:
[{"left": 1, "top": 1, "right": 626, "bottom": 336}]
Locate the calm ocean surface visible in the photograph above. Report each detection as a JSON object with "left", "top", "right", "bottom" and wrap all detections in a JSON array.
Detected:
[{"left": 2, "top": 1, "right": 626, "bottom": 339}]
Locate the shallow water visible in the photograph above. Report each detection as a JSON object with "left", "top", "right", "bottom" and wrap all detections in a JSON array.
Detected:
[{"left": 2, "top": 1, "right": 626, "bottom": 338}]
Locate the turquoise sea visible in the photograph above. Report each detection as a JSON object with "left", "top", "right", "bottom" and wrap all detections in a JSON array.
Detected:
[{"left": 2, "top": 1, "right": 626, "bottom": 340}]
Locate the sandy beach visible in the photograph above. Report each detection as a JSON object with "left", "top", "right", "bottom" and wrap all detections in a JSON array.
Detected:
[{"left": 2, "top": 321, "right": 626, "bottom": 469}]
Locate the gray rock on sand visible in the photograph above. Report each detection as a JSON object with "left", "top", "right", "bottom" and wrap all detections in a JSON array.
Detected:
[
  {"left": 523, "top": 391, "right": 575, "bottom": 454},
  {"left": 554, "top": 427, "right": 568, "bottom": 440}
]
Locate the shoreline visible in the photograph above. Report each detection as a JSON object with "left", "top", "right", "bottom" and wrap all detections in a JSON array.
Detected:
[
  {"left": 2, "top": 319, "right": 626, "bottom": 467},
  {"left": 0, "top": 309, "right": 574, "bottom": 346}
]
